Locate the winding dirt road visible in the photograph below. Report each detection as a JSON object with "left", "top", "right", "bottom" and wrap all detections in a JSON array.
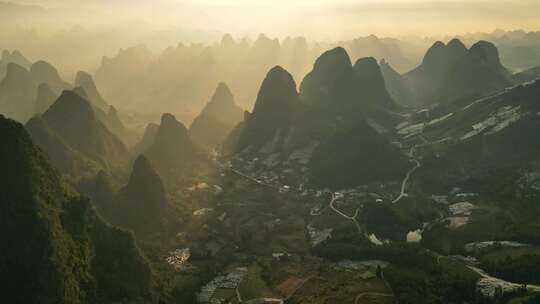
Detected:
[
  {"left": 392, "top": 159, "right": 420, "bottom": 204},
  {"left": 329, "top": 192, "right": 362, "bottom": 233},
  {"left": 392, "top": 145, "right": 421, "bottom": 204},
  {"left": 354, "top": 292, "right": 394, "bottom": 304}
]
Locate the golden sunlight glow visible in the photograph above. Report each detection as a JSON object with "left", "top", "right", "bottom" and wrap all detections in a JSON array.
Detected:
[{"left": 10, "top": 0, "right": 540, "bottom": 38}]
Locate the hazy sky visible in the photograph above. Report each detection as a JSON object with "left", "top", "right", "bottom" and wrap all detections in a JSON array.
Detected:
[{"left": 8, "top": 0, "right": 540, "bottom": 39}]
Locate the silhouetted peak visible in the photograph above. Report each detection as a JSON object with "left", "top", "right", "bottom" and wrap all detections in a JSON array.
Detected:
[
  {"left": 144, "top": 122, "right": 159, "bottom": 135},
  {"left": 154, "top": 113, "right": 190, "bottom": 149},
  {"left": 447, "top": 38, "right": 467, "bottom": 52},
  {"left": 252, "top": 66, "right": 296, "bottom": 120},
  {"left": 160, "top": 113, "right": 187, "bottom": 132},
  {"left": 470, "top": 40, "right": 497, "bottom": 51},
  {"left": 354, "top": 57, "right": 394, "bottom": 108},
  {"left": 4, "top": 62, "right": 30, "bottom": 81},
  {"left": 354, "top": 57, "right": 386, "bottom": 85},
  {"left": 221, "top": 33, "right": 234, "bottom": 46},
  {"left": 129, "top": 155, "right": 161, "bottom": 187},
  {"left": 211, "top": 82, "right": 234, "bottom": 105},
  {"left": 255, "top": 33, "right": 271, "bottom": 43},
  {"left": 0, "top": 114, "right": 61, "bottom": 194},
  {"left": 132, "top": 122, "right": 159, "bottom": 156},
  {"left": 43, "top": 90, "right": 95, "bottom": 124},
  {"left": 236, "top": 66, "right": 297, "bottom": 150},
  {"left": 292, "top": 36, "right": 307, "bottom": 46},
  {"left": 254, "top": 66, "right": 297, "bottom": 111},
  {"left": 11, "top": 50, "right": 23, "bottom": 58},
  {"left": 253, "top": 33, "right": 280, "bottom": 50},
  {"left": 0, "top": 114, "right": 33, "bottom": 155},
  {"left": 469, "top": 40, "right": 501, "bottom": 65},
  {"left": 75, "top": 71, "right": 93, "bottom": 86},
  {"left": 422, "top": 41, "right": 447, "bottom": 65},
  {"left": 432, "top": 41, "right": 446, "bottom": 49},
  {"left": 30, "top": 60, "right": 62, "bottom": 84},
  {"left": 72, "top": 86, "right": 90, "bottom": 100},
  {"left": 353, "top": 57, "right": 379, "bottom": 72},
  {"left": 142, "top": 122, "right": 159, "bottom": 141},
  {"left": 313, "top": 47, "right": 352, "bottom": 75},
  {"left": 10, "top": 50, "right": 27, "bottom": 63},
  {"left": 74, "top": 70, "right": 107, "bottom": 109},
  {"left": 117, "top": 154, "right": 170, "bottom": 237}
]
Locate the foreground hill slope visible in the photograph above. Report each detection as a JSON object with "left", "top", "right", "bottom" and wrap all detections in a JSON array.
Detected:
[{"left": 0, "top": 115, "right": 156, "bottom": 303}]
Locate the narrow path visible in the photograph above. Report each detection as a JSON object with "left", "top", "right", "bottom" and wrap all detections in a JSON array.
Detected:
[
  {"left": 354, "top": 292, "right": 394, "bottom": 304},
  {"left": 284, "top": 276, "right": 315, "bottom": 301},
  {"left": 467, "top": 266, "right": 540, "bottom": 294},
  {"left": 392, "top": 145, "right": 420, "bottom": 204},
  {"left": 392, "top": 159, "right": 420, "bottom": 204},
  {"left": 229, "top": 168, "right": 277, "bottom": 190}
]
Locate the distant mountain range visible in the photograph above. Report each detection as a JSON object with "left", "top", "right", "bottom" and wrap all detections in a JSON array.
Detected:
[
  {"left": 93, "top": 34, "right": 418, "bottom": 121},
  {"left": 403, "top": 39, "right": 514, "bottom": 106}
]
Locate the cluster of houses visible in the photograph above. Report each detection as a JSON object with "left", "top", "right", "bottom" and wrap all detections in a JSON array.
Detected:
[
  {"left": 165, "top": 248, "right": 191, "bottom": 271},
  {"left": 197, "top": 267, "right": 248, "bottom": 303}
]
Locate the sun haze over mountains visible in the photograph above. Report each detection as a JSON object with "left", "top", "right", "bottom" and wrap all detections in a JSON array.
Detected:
[
  {"left": 5, "top": 0, "right": 540, "bottom": 38},
  {"left": 2, "top": 1, "right": 540, "bottom": 303}
]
